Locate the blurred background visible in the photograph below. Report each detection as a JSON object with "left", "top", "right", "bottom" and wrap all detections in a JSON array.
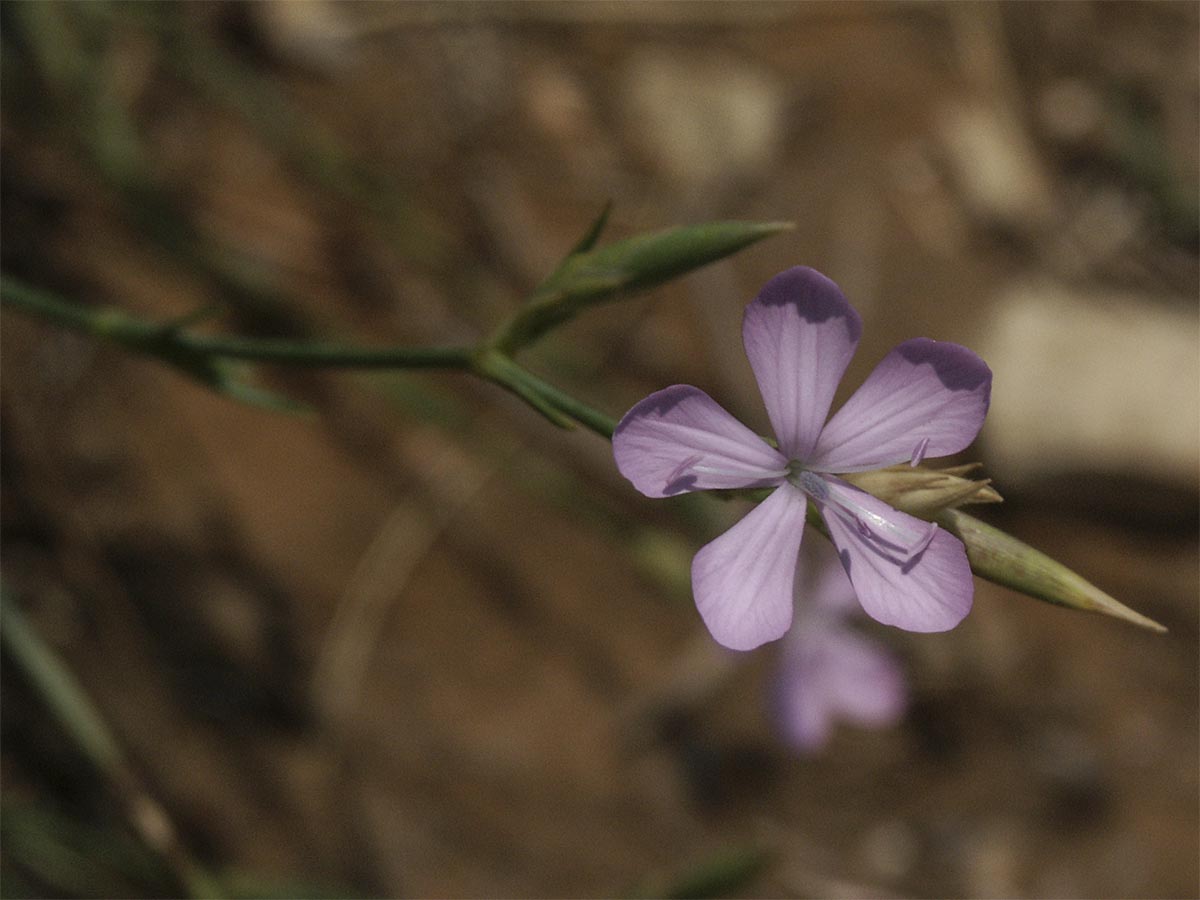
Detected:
[{"left": 1, "top": 2, "right": 1197, "bottom": 897}]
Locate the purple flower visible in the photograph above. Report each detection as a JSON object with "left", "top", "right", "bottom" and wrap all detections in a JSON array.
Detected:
[
  {"left": 612, "top": 267, "right": 991, "bottom": 650},
  {"left": 775, "top": 539, "right": 907, "bottom": 752}
]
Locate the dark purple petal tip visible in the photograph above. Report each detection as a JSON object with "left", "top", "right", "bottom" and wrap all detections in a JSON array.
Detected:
[
  {"left": 896, "top": 338, "right": 992, "bottom": 398},
  {"left": 753, "top": 267, "right": 864, "bottom": 340}
]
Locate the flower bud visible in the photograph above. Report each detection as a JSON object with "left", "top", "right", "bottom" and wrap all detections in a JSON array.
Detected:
[
  {"left": 843, "top": 463, "right": 1001, "bottom": 519},
  {"left": 939, "top": 508, "right": 1166, "bottom": 632},
  {"left": 845, "top": 464, "right": 1164, "bottom": 632}
]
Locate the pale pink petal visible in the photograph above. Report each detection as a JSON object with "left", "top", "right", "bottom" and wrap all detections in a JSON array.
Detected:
[
  {"left": 818, "top": 628, "right": 908, "bottom": 727},
  {"left": 814, "top": 476, "right": 974, "bottom": 631},
  {"left": 742, "top": 267, "right": 862, "bottom": 460},
  {"left": 692, "top": 485, "right": 809, "bottom": 651},
  {"left": 777, "top": 623, "right": 906, "bottom": 752},
  {"left": 775, "top": 640, "right": 834, "bottom": 750},
  {"left": 808, "top": 338, "right": 991, "bottom": 473},
  {"left": 613, "top": 385, "right": 788, "bottom": 498}
]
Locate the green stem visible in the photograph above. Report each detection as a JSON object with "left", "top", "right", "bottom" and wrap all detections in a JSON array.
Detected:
[
  {"left": 519, "top": 369, "right": 618, "bottom": 439},
  {"left": 468, "top": 349, "right": 617, "bottom": 438},
  {"left": 1, "top": 278, "right": 473, "bottom": 371},
  {"left": 0, "top": 587, "right": 123, "bottom": 773},
  {"left": 2, "top": 278, "right": 121, "bottom": 335},
  {"left": 1, "top": 276, "right": 618, "bottom": 436},
  {"left": 471, "top": 349, "right": 575, "bottom": 429},
  {"left": 178, "top": 332, "right": 473, "bottom": 370}
]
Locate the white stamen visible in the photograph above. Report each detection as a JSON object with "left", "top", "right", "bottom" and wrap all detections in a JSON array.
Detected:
[{"left": 910, "top": 437, "right": 930, "bottom": 467}]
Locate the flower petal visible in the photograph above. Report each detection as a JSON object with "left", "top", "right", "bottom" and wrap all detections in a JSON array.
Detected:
[
  {"left": 808, "top": 338, "right": 991, "bottom": 472},
  {"left": 777, "top": 622, "right": 906, "bottom": 751},
  {"left": 742, "top": 267, "right": 862, "bottom": 460},
  {"left": 775, "top": 638, "right": 835, "bottom": 750},
  {"left": 816, "top": 628, "right": 908, "bottom": 728},
  {"left": 613, "top": 385, "right": 788, "bottom": 497},
  {"left": 816, "top": 477, "right": 974, "bottom": 631},
  {"left": 692, "top": 485, "right": 808, "bottom": 651}
]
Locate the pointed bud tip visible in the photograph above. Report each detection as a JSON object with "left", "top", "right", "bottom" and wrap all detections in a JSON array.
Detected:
[
  {"left": 940, "top": 509, "right": 1168, "bottom": 635},
  {"left": 1089, "top": 595, "right": 1168, "bottom": 633},
  {"left": 755, "top": 221, "right": 795, "bottom": 234}
]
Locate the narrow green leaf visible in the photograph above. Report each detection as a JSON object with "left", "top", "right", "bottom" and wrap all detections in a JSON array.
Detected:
[
  {"left": 1, "top": 587, "right": 125, "bottom": 773},
  {"left": 128, "top": 332, "right": 311, "bottom": 415},
  {"left": 1, "top": 588, "right": 225, "bottom": 900},
  {"left": 566, "top": 200, "right": 614, "bottom": 257},
  {"left": 492, "top": 220, "right": 793, "bottom": 353},
  {"left": 191, "top": 360, "right": 312, "bottom": 415}
]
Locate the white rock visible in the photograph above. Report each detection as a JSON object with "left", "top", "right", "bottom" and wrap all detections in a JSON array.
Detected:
[
  {"left": 980, "top": 282, "right": 1199, "bottom": 487},
  {"left": 253, "top": 0, "right": 354, "bottom": 73},
  {"left": 938, "top": 100, "right": 1055, "bottom": 231},
  {"left": 622, "top": 51, "right": 784, "bottom": 189}
]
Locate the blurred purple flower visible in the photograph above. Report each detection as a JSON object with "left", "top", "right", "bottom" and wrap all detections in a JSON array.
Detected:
[
  {"left": 775, "top": 539, "right": 907, "bottom": 752},
  {"left": 613, "top": 267, "right": 991, "bottom": 650}
]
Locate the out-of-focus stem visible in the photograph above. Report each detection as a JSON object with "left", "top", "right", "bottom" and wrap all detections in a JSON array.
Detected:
[{"left": 0, "top": 587, "right": 224, "bottom": 899}]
